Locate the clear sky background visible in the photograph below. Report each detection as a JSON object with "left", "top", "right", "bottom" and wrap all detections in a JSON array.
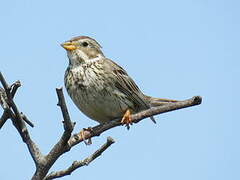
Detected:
[{"left": 0, "top": 0, "right": 239, "bottom": 179}]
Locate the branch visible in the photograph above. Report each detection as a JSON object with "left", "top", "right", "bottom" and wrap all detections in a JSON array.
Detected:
[
  {"left": 56, "top": 88, "right": 75, "bottom": 133},
  {"left": 0, "top": 72, "right": 27, "bottom": 139},
  {"left": 0, "top": 80, "right": 34, "bottom": 128},
  {"left": 68, "top": 96, "right": 202, "bottom": 147},
  {"left": 44, "top": 137, "right": 115, "bottom": 180},
  {"left": 0, "top": 72, "right": 43, "bottom": 168},
  {"left": 32, "top": 88, "right": 75, "bottom": 179},
  {"left": 0, "top": 93, "right": 34, "bottom": 129},
  {"left": 0, "top": 88, "right": 9, "bottom": 128},
  {"left": 0, "top": 111, "right": 8, "bottom": 128},
  {"left": 46, "top": 88, "right": 74, "bottom": 157},
  {"left": 10, "top": 80, "right": 21, "bottom": 97},
  {"left": 21, "top": 112, "right": 34, "bottom": 128}
]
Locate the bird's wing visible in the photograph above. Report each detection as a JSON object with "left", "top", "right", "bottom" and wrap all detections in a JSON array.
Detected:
[
  {"left": 103, "top": 59, "right": 156, "bottom": 123},
  {"left": 103, "top": 58, "right": 150, "bottom": 109}
]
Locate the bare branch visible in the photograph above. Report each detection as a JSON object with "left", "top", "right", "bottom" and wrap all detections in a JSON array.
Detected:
[
  {"left": 32, "top": 88, "right": 76, "bottom": 179},
  {"left": 44, "top": 137, "right": 115, "bottom": 180},
  {"left": 0, "top": 111, "right": 9, "bottom": 128},
  {"left": 0, "top": 108, "right": 34, "bottom": 129},
  {"left": 0, "top": 72, "right": 10, "bottom": 91},
  {"left": 24, "top": 132, "right": 44, "bottom": 166},
  {"left": 46, "top": 88, "right": 74, "bottom": 157},
  {"left": 56, "top": 88, "right": 75, "bottom": 133},
  {"left": 0, "top": 82, "right": 34, "bottom": 128},
  {"left": 21, "top": 113, "right": 34, "bottom": 128},
  {"left": 0, "top": 88, "right": 9, "bottom": 128},
  {"left": 0, "top": 88, "right": 8, "bottom": 109},
  {"left": 10, "top": 80, "right": 21, "bottom": 98},
  {"left": 0, "top": 72, "right": 43, "bottom": 168},
  {"left": 68, "top": 96, "right": 202, "bottom": 147},
  {"left": 0, "top": 72, "right": 26, "bottom": 135}
]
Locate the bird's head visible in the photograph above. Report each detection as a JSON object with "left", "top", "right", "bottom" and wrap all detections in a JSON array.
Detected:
[{"left": 61, "top": 36, "right": 104, "bottom": 66}]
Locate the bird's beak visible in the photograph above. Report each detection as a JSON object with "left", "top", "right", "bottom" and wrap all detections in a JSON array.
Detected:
[{"left": 61, "top": 42, "right": 77, "bottom": 51}]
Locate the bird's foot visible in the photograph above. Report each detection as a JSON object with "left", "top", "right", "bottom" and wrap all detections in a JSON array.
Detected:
[
  {"left": 78, "top": 127, "right": 93, "bottom": 145},
  {"left": 121, "top": 109, "right": 133, "bottom": 130}
]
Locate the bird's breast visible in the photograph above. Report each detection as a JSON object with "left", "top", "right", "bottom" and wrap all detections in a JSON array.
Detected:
[{"left": 64, "top": 64, "right": 130, "bottom": 123}]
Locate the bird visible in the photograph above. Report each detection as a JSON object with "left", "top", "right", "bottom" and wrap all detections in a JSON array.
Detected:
[{"left": 61, "top": 36, "right": 177, "bottom": 129}]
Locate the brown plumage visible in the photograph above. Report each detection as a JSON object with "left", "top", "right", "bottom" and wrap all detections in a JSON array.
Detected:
[{"left": 62, "top": 36, "right": 176, "bottom": 125}]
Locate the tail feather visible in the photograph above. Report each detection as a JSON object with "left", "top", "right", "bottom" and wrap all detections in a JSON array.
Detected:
[
  {"left": 145, "top": 95, "right": 179, "bottom": 123},
  {"left": 145, "top": 95, "right": 179, "bottom": 107},
  {"left": 150, "top": 116, "right": 156, "bottom": 124}
]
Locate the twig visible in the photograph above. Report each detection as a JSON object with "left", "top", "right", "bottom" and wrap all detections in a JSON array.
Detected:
[
  {"left": 56, "top": 88, "right": 74, "bottom": 133},
  {"left": 10, "top": 80, "right": 21, "bottom": 98},
  {"left": 21, "top": 113, "right": 34, "bottom": 128},
  {"left": 0, "top": 111, "right": 34, "bottom": 129},
  {"left": 44, "top": 137, "right": 115, "bottom": 180}
]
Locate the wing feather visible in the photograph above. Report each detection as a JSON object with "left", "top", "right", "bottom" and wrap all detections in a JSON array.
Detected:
[
  {"left": 104, "top": 59, "right": 150, "bottom": 109},
  {"left": 103, "top": 59, "right": 156, "bottom": 123}
]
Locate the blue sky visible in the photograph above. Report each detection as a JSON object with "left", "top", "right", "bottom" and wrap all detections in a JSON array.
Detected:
[{"left": 0, "top": 0, "right": 239, "bottom": 179}]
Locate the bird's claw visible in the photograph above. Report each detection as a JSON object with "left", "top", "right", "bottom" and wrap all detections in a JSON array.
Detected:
[
  {"left": 121, "top": 109, "right": 132, "bottom": 130},
  {"left": 78, "top": 127, "right": 93, "bottom": 145}
]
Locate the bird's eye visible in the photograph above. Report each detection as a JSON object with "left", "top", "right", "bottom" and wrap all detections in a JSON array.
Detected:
[{"left": 82, "top": 42, "right": 89, "bottom": 47}]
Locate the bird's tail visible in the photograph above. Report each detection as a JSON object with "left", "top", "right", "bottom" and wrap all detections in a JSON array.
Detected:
[
  {"left": 144, "top": 95, "right": 179, "bottom": 124},
  {"left": 150, "top": 116, "right": 156, "bottom": 124},
  {"left": 145, "top": 95, "right": 179, "bottom": 107}
]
